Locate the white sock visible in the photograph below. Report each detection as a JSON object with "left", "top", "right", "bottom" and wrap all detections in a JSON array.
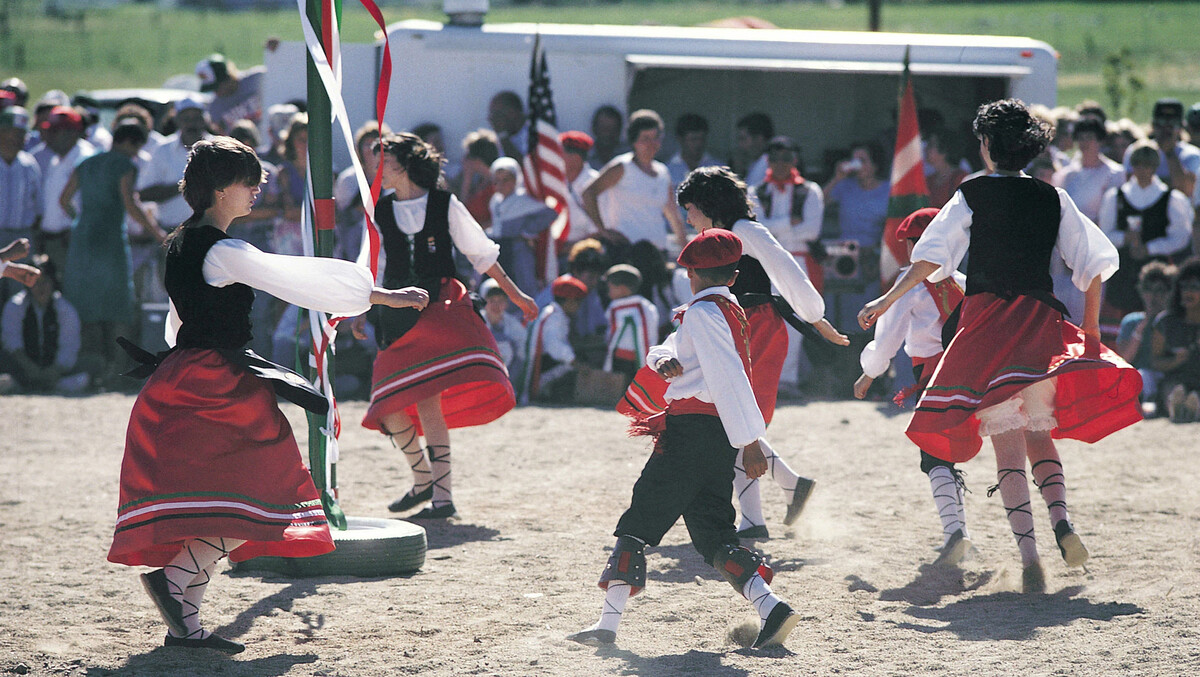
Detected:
[
  {"left": 734, "top": 448, "right": 766, "bottom": 531},
  {"left": 759, "top": 439, "right": 800, "bottom": 494},
  {"left": 928, "top": 466, "right": 966, "bottom": 545},
  {"left": 593, "top": 582, "right": 631, "bottom": 634},
  {"left": 429, "top": 445, "right": 452, "bottom": 507},
  {"left": 742, "top": 573, "right": 783, "bottom": 629}
]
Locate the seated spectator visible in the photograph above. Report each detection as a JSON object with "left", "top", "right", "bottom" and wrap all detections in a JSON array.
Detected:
[
  {"left": 1117, "top": 261, "right": 1176, "bottom": 416},
  {"left": 519, "top": 274, "right": 587, "bottom": 403},
  {"left": 458, "top": 128, "right": 501, "bottom": 229},
  {"left": 1098, "top": 141, "right": 1194, "bottom": 322},
  {"left": 626, "top": 239, "right": 686, "bottom": 340},
  {"left": 0, "top": 256, "right": 87, "bottom": 393},
  {"left": 488, "top": 157, "right": 556, "bottom": 296},
  {"left": 560, "top": 131, "right": 599, "bottom": 247},
  {"left": 536, "top": 238, "right": 608, "bottom": 343},
  {"left": 1150, "top": 258, "right": 1200, "bottom": 423},
  {"left": 601, "top": 263, "right": 658, "bottom": 379},
  {"left": 581, "top": 109, "right": 687, "bottom": 254},
  {"left": 480, "top": 277, "right": 526, "bottom": 375},
  {"left": 197, "top": 53, "right": 265, "bottom": 134}
]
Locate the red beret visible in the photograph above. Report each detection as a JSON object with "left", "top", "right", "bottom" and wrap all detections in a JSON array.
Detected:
[
  {"left": 895, "top": 207, "right": 941, "bottom": 241},
  {"left": 39, "top": 105, "right": 83, "bottom": 132},
  {"left": 677, "top": 228, "right": 742, "bottom": 270},
  {"left": 551, "top": 274, "right": 589, "bottom": 300},
  {"left": 558, "top": 130, "right": 593, "bottom": 153}
]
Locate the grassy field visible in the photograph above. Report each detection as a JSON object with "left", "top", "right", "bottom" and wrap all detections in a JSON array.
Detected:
[{"left": 3, "top": 1, "right": 1198, "bottom": 121}]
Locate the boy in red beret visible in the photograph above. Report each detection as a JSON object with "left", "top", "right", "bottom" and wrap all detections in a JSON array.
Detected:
[
  {"left": 853, "top": 208, "right": 974, "bottom": 566},
  {"left": 568, "top": 229, "right": 799, "bottom": 649},
  {"left": 518, "top": 274, "right": 588, "bottom": 402}
]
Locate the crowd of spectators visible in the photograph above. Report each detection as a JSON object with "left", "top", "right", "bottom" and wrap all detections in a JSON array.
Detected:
[{"left": 2, "top": 62, "right": 1198, "bottom": 422}]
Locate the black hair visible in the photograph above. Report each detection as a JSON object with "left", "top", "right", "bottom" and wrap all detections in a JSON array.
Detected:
[
  {"left": 1167, "top": 257, "right": 1200, "bottom": 316},
  {"left": 675, "top": 112, "right": 709, "bottom": 137},
  {"left": 850, "top": 140, "right": 888, "bottom": 178},
  {"left": 693, "top": 262, "right": 739, "bottom": 286},
  {"left": 1072, "top": 116, "right": 1107, "bottom": 141},
  {"left": 462, "top": 128, "right": 501, "bottom": 166},
  {"left": 411, "top": 122, "right": 442, "bottom": 141},
  {"left": 972, "top": 99, "right": 1054, "bottom": 172},
  {"left": 926, "top": 130, "right": 963, "bottom": 164},
  {"left": 567, "top": 238, "right": 609, "bottom": 275},
  {"left": 626, "top": 109, "right": 664, "bottom": 145},
  {"left": 736, "top": 112, "right": 774, "bottom": 140},
  {"left": 491, "top": 91, "right": 523, "bottom": 114},
  {"left": 112, "top": 119, "right": 149, "bottom": 146},
  {"left": 166, "top": 137, "right": 265, "bottom": 244},
  {"left": 1138, "top": 259, "right": 1176, "bottom": 288},
  {"left": 676, "top": 166, "right": 755, "bottom": 227},
  {"left": 1075, "top": 99, "right": 1108, "bottom": 127},
  {"left": 228, "top": 119, "right": 260, "bottom": 149},
  {"left": 592, "top": 105, "right": 622, "bottom": 127},
  {"left": 627, "top": 240, "right": 670, "bottom": 294},
  {"left": 378, "top": 131, "right": 444, "bottom": 191}
]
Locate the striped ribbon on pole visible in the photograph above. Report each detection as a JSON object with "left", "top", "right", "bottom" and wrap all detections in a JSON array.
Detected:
[{"left": 881, "top": 46, "right": 930, "bottom": 288}]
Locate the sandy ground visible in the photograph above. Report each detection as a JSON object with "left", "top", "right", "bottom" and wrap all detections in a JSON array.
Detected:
[{"left": 2, "top": 393, "right": 1199, "bottom": 676}]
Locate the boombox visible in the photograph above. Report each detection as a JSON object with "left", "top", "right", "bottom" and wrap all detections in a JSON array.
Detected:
[{"left": 819, "top": 240, "right": 879, "bottom": 294}]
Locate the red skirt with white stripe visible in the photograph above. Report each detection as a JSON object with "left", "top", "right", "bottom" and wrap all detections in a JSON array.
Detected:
[
  {"left": 108, "top": 349, "right": 334, "bottom": 567},
  {"left": 362, "top": 278, "right": 515, "bottom": 434},
  {"left": 747, "top": 303, "right": 788, "bottom": 424},
  {"left": 907, "top": 293, "right": 1143, "bottom": 463}
]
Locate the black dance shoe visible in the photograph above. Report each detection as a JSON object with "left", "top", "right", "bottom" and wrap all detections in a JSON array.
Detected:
[
  {"left": 753, "top": 602, "right": 800, "bottom": 648},
  {"left": 412, "top": 502, "right": 457, "bottom": 519},
  {"left": 164, "top": 633, "right": 246, "bottom": 654},
  {"left": 566, "top": 628, "right": 616, "bottom": 646},
  {"left": 388, "top": 486, "right": 433, "bottom": 513},
  {"left": 737, "top": 524, "right": 770, "bottom": 540},
  {"left": 783, "top": 477, "right": 816, "bottom": 526},
  {"left": 140, "top": 569, "right": 187, "bottom": 637},
  {"left": 1054, "top": 520, "right": 1089, "bottom": 567}
]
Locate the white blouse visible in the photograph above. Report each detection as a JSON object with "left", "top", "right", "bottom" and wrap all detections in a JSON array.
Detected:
[
  {"left": 378, "top": 192, "right": 501, "bottom": 281},
  {"left": 912, "top": 176, "right": 1120, "bottom": 294},
  {"left": 646, "top": 286, "right": 766, "bottom": 448},
  {"left": 731, "top": 219, "right": 825, "bottom": 324},
  {"left": 166, "top": 238, "right": 376, "bottom": 348}
]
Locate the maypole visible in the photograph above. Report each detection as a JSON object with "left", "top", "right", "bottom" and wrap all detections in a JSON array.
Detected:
[{"left": 304, "top": 0, "right": 345, "bottom": 529}]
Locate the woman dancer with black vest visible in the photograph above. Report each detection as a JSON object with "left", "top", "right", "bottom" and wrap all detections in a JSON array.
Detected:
[
  {"left": 108, "top": 137, "right": 430, "bottom": 652},
  {"left": 859, "top": 99, "right": 1143, "bottom": 592},
  {"left": 354, "top": 132, "right": 538, "bottom": 518},
  {"left": 676, "top": 167, "right": 849, "bottom": 538}
]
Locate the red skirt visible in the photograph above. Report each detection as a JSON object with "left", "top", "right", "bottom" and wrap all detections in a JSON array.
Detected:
[
  {"left": 362, "top": 278, "right": 515, "bottom": 434},
  {"left": 746, "top": 303, "right": 788, "bottom": 424},
  {"left": 108, "top": 349, "right": 334, "bottom": 567},
  {"left": 907, "top": 293, "right": 1143, "bottom": 463}
]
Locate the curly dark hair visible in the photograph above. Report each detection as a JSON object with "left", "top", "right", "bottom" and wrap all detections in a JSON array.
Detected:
[
  {"left": 675, "top": 166, "right": 756, "bottom": 228},
  {"left": 972, "top": 99, "right": 1054, "bottom": 171},
  {"left": 377, "top": 131, "right": 444, "bottom": 191}
]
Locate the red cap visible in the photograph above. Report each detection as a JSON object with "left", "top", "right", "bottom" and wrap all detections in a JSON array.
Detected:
[
  {"left": 551, "top": 274, "right": 589, "bottom": 300},
  {"left": 558, "top": 130, "right": 593, "bottom": 153},
  {"left": 895, "top": 207, "right": 941, "bottom": 241},
  {"left": 677, "top": 229, "right": 742, "bottom": 269},
  {"left": 38, "top": 105, "right": 83, "bottom": 132}
]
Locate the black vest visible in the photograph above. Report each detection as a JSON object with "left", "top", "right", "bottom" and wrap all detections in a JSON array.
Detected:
[
  {"left": 754, "top": 181, "right": 809, "bottom": 223},
  {"left": 165, "top": 225, "right": 255, "bottom": 350},
  {"left": 375, "top": 189, "right": 457, "bottom": 287},
  {"left": 729, "top": 254, "right": 772, "bottom": 303},
  {"left": 1115, "top": 187, "right": 1170, "bottom": 243},
  {"left": 959, "top": 176, "right": 1060, "bottom": 300}
]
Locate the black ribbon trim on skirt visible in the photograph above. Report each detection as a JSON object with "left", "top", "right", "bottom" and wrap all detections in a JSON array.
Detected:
[{"left": 117, "top": 336, "right": 330, "bottom": 415}]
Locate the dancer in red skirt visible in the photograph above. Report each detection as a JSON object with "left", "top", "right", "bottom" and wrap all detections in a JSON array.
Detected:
[
  {"left": 859, "top": 99, "right": 1143, "bottom": 593},
  {"left": 353, "top": 133, "right": 538, "bottom": 519},
  {"left": 676, "top": 167, "right": 849, "bottom": 539},
  {"left": 108, "top": 137, "right": 430, "bottom": 652}
]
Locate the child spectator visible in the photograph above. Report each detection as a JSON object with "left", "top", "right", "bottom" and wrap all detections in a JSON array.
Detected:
[
  {"left": 601, "top": 263, "right": 658, "bottom": 379},
  {"left": 1150, "top": 258, "right": 1200, "bottom": 423},
  {"left": 519, "top": 274, "right": 587, "bottom": 403},
  {"left": 1, "top": 255, "right": 87, "bottom": 393},
  {"left": 853, "top": 208, "right": 972, "bottom": 565},
  {"left": 568, "top": 228, "right": 798, "bottom": 649},
  {"left": 1116, "top": 261, "right": 1176, "bottom": 416},
  {"left": 480, "top": 277, "right": 526, "bottom": 375},
  {"left": 488, "top": 157, "right": 556, "bottom": 297}
]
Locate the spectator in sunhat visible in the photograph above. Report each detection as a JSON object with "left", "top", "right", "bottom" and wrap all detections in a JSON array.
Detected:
[{"left": 196, "top": 53, "right": 265, "bottom": 134}]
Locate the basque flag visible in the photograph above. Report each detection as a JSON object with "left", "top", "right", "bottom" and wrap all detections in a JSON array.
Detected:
[
  {"left": 523, "top": 34, "right": 570, "bottom": 284},
  {"left": 881, "top": 47, "right": 930, "bottom": 288}
]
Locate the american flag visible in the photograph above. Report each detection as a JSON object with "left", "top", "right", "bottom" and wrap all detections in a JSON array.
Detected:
[{"left": 522, "top": 33, "right": 570, "bottom": 284}]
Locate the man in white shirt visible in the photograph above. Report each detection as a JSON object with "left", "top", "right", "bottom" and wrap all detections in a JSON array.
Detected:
[
  {"left": 138, "top": 97, "right": 213, "bottom": 230},
  {"left": 487, "top": 91, "right": 528, "bottom": 161},
  {"left": 31, "top": 106, "right": 94, "bottom": 274}
]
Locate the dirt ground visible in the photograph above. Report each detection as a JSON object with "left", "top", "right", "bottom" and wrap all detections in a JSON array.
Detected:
[{"left": 2, "top": 393, "right": 1199, "bottom": 676}]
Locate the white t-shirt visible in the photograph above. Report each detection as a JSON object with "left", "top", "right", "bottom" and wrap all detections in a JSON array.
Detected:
[{"left": 600, "top": 152, "right": 671, "bottom": 249}]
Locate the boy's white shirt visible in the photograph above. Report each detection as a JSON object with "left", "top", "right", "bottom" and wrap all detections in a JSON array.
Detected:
[
  {"left": 646, "top": 285, "right": 766, "bottom": 448},
  {"left": 534, "top": 301, "right": 575, "bottom": 364},
  {"left": 859, "top": 268, "right": 967, "bottom": 379}
]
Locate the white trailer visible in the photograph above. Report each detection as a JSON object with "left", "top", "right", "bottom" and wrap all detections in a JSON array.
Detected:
[{"left": 263, "top": 12, "right": 1057, "bottom": 174}]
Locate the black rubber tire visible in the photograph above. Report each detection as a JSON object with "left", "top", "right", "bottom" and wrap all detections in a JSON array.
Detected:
[{"left": 234, "top": 516, "right": 426, "bottom": 577}]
